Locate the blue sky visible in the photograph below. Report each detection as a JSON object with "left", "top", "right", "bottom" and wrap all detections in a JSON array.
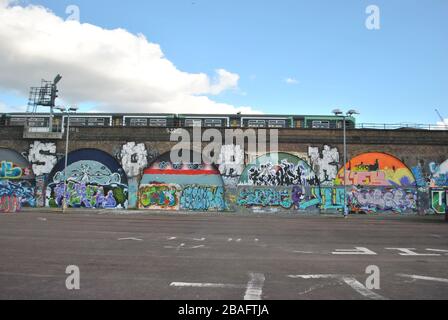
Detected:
[{"left": 0, "top": 0, "right": 447, "bottom": 124}]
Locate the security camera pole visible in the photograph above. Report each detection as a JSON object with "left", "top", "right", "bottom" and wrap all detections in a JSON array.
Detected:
[{"left": 332, "top": 108, "right": 359, "bottom": 218}]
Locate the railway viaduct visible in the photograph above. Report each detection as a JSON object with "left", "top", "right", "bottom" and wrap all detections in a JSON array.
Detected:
[{"left": 1, "top": 125, "right": 448, "bottom": 214}]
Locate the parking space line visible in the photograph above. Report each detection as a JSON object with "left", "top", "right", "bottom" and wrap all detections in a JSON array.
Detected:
[
  {"left": 170, "top": 282, "right": 244, "bottom": 289},
  {"left": 332, "top": 247, "right": 377, "bottom": 255},
  {"left": 397, "top": 274, "right": 448, "bottom": 284}
]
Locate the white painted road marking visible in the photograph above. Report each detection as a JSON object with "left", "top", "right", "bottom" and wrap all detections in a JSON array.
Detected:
[
  {"left": 342, "top": 277, "right": 386, "bottom": 300},
  {"left": 193, "top": 238, "right": 206, "bottom": 241},
  {"left": 171, "top": 272, "right": 265, "bottom": 300},
  {"left": 332, "top": 247, "right": 377, "bottom": 255},
  {"left": 397, "top": 274, "right": 448, "bottom": 284},
  {"left": 385, "top": 248, "right": 440, "bottom": 256},
  {"left": 288, "top": 274, "right": 387, "bottom": 300},
  {"left": 244, "top": 273, "right": 265, "bottom": 301},
  {"left": 118, "top": 237, "right": 143, "bottom": 241}
]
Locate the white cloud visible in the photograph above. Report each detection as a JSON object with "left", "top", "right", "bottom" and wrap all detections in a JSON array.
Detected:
[
  {"left": 285, "top": 78, "right": 299, "bottom": 85},
  {"left": 0, "top": 1, "right": 259, "bottom": 114}
]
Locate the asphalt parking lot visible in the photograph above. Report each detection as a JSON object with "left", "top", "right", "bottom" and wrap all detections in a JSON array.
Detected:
[{"left": 0, "top": 210, "right": 447, "bottom": 300}]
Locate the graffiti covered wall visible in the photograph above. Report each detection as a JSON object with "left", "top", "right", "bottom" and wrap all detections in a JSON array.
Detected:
[
  {"left": 139, "top": 184, "right": 180, "bottom": 210},
  {"left": 238, "top": 152, "right": 319, "bottom": 187},
  {"left": 139, "top": 152, "right": 225, "bottom": 211},
  {"left": 2, "top": 141, "right": 446, "bottom": 215},
  {"left": 46, "top": 149, "right": 128, "bottom": 209},
  {"left": 0, "top": 148, "right": 36, "bottom": 212}
]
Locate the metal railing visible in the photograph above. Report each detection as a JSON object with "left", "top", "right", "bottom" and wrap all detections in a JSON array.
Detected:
[{"left": 356, "top": 123, "right": 448, "bottom": 131}]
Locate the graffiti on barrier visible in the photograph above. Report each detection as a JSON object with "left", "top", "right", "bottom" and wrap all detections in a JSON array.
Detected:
[
  {"left": 308, "top": 145, "right": 339, "bottom": 186},
  {"left": 431, "top": 189, "right": 447, "bottom": 214},
  {"left": 0, "top": 195, "right": 21, "bottom": 213},
  {"left": 1, "top": 148, "right": 36, "bottom": 212},
  {"left": 180, "top": 186, "right": 226, "bottom": 211},
  {"left": 218, "top": 145, "right": 245, "bottom": 187},
  {"left": 118, "top": 142, "right": 148, "bottom": 178},
  {"left": 237, "top": 185, "right": 416, "bottom": 214},
  {"left": 237, "top": 188, "right": 293, "bottom": 209},
  {"left": 0, "top": 180, "right": 36, "bottom": 209},
  {"left": 335, "top": 153, "right": 416, "bottom": 187},
  {"left": 239, "top": 153, "right": 318, "bottom": 187},
  {"left": 411, "top": 165, "right": 427, "bottom": 188},
  {"left": 49, "top": 181, "right": 126, "bottom": 209},
  {"left": 139, "top": 184, "right": 180, "bottom": 210}
]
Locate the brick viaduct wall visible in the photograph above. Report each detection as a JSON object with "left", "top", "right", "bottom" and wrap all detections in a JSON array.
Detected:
[{"left": 1, "top": 126, "right": 447, "bottom": 214}]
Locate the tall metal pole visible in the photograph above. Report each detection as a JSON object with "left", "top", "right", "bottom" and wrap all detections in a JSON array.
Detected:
[
  {"left": 62, "top": 111, "right": 70, "bottom": 213},
  {"left": 343, "top": 116, "right": 348, "bottom": 217}
]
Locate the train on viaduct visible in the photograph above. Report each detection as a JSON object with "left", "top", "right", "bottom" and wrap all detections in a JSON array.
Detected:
[{"left": 1, "top": 112, "right": 447, "bottom": 215}]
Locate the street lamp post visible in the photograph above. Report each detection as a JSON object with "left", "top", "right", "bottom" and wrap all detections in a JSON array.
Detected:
[
  {"left": 332, "top": 109, "right": 359, "bottom": 218},
  {"left": 56, "top": 106, "right": 78, "bottom": 213}
]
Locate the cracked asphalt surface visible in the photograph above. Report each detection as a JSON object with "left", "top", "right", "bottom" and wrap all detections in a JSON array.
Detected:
[{"left": 0, "top": 210, "right": 447, "bottom": 300}]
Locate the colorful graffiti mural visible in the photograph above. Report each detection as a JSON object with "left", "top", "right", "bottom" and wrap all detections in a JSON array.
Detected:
[
  {"left": 46, "top": 149, "right": 128, "bottom": 209},
  {"left": 237, "top": 188, "right": 293, "bottom": 209},
  {"left": 429, "top": 160, "right": 448, "bottom": 187},
  {"left": 0, "top": 148, "right": 35, "bottom": 212},
  {"left": 139, "top": 184, "right": 180, "bottom": 210},
  {"left": 0, "top": 180, "right": 36, "bottom": 210},
  {"left": 239, "top": 153, "right": 319, "bottom": 187},
  {"left": 347, "top": 187, "right": 417, "bottom": 213},
  {"left": 139, "top": 151, "right": 225, "bottom": 211},
  {"left": 180, "top": 185, "right": 226, "bottom": 211},
  {"left": 50, "top": 181, "right": 125, "bottom": 209},
  {"left": 335, "top": 153, "right": 416, "bottom": 187},
  {"left": 431, "top": 189, "right": 447, "bottom": 214}
]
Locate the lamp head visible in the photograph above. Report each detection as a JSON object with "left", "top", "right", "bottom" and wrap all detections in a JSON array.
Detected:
[
  {"left": 332, "top": 109, "right": 343, "bottom": 116},
  {"left": 347, "top": 109, "right": 359, "bottom": 116}
]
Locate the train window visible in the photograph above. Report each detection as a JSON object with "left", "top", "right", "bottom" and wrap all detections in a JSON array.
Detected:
[
  {"left": 9, "top": 117, "right": 27, "bottom": 126},
  {"left": 11, "top": 117, "right": 48, "bottom": 127},
  {"left": 248, "top": 120, "right": 266, "bottom": 128},
  {"left": 185, "top": 119, "right": 202, "bottom": 127},
  {"left": 204, "top": 119, "right": 223, "bottom": 127},
  {"left": 130, "top": 118, "right": 148, "bottom": 127},
  {"left": 28, "top": 118, "right": 48, "bottom": 127},
  {"left": 268, "top": 120, "right": 286, "bottom": 128},
  {"left": 311, "top": 120, "right": 330, "bottom": 129},
  {"left": 149, "top": 119, "right": 167, "bottom": 127}
]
